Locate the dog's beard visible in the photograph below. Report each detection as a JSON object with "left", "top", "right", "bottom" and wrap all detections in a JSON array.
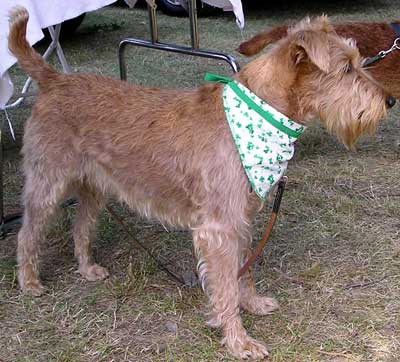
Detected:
[{"left": 316, "top": 77, "right": 387, "bottom": 147}]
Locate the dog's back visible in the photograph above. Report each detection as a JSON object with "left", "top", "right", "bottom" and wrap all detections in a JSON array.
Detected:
[
  {"left": 8, "top": 6, "right": 235, "bottom": 228},
  {"left": 7, "top": 5, "right": 226, "bottom": 182}
]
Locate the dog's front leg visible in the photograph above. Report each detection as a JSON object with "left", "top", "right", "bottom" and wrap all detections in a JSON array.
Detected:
[
  {"left": 238, "top": 198, "right": 279, "bottom": 316},
  {"left": 193, "top": 226, "right": 269, "bottom": 360}
]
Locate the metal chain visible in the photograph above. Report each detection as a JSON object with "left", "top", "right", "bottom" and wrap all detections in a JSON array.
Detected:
[
  {"left": 363, "top": 37, "right": 400, "bottom": 67},
  {"left": 377, "top": 37, "right": 400, "bottom": 58}
]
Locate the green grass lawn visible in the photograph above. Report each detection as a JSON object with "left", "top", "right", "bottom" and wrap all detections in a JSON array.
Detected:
[{"left": 1, "top": 1, "right": 400, "bottom": 361}]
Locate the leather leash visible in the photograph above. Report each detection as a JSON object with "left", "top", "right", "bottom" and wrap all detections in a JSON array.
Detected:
[
  {"left": 105, "top": 177, "right": 287, "bottom": 284},
  {"left": 238, "top": 176, "right": 287, "bottom": 278},
  {"left": 105, "top": 204, "right": 186, "bottom": 285}
]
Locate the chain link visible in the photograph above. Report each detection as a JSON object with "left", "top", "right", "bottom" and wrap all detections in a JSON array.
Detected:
[{"left": 363, "top": 37, "right": 400, "bottom": 67}]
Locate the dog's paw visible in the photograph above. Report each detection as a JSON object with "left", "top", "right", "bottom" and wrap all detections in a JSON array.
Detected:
[
  {"left": 223, "top": 334, "right": 269, "bottom": 360},
  {"left": 21, "top": 280, "right": 45, "bottom": 297},
  {"left": 241, "top": 295, "right": 279, "bottom": 316},
  {"left": 79, "top": 264, "right": 109, "bottom": 281}
]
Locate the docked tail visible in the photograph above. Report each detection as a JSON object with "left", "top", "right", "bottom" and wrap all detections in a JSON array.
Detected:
[
  {"left": 236, "top": 25, "right": 289, "bottom": 56},
  {"left": 8, "top": 6, "right": 58, "bottom": 85}
]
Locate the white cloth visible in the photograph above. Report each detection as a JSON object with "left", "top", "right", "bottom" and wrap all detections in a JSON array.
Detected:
[
  {"left": 201, "top": 0, "right": 244, "bottom": 29},
  {"left": 122, "top": 0, "right": 245, "bottom": 28},
  {"left": 179, "top": 0, "right": 244, "bottom": 29},
  {"left": 0, "top": 72, "right": 13, "bottom": 108},
  {"left": 0, "top": 0, "right": 117, "bottom": 108}
]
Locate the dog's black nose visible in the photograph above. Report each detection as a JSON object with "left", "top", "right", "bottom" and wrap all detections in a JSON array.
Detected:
[{"left": 386, "top": 96, "right": 396, "bottom": 108}]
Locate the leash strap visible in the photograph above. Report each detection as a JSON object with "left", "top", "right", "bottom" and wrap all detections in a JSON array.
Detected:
[
  {"left": 206, "top": 72, "right": 289, "bottom": 277},
  {"left": 238, "top": 176, "right": 287, "bottom": 278},
  {"left": 105, "top": 204, "right": 186, "bottom": 285},
  {"left": 106, "top": 178, "right": 287, "bottom": 283}
]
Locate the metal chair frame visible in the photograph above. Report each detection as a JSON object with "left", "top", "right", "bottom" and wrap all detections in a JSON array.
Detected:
[{"left": 118, "top": 0, "right": 240, "bottom": 80}]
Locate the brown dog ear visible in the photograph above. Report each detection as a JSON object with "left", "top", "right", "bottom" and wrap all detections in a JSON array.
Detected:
[
  {"left": 292, "top": 30, "right": 331, "bottom": 73},
  {"left": 236, "top": 25, "right": 289, "bottom": 56}
]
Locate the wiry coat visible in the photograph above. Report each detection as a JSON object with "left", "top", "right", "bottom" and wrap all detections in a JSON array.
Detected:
[{"left": 9, "top": 7, "right": 393, "bottom": 359}]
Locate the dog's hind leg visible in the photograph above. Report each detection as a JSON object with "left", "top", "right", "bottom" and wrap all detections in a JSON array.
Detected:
[
  {"left": 193, "top": 226, "right": 269, "bottom": 359},
  {"left": 73, "top": 182, "right": 109, "bottom": 281},
  {"left": 17, "top": 172, "right": 69, "bottom": 296}
]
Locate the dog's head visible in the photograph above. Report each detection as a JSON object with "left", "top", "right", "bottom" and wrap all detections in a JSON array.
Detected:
[{"left": 237, "top": 16, "right": 395, "bottom": 148}]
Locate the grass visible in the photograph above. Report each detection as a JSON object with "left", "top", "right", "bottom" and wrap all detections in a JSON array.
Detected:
[{"left": 1, "top": 0, "right": 400, "bottom": 361}]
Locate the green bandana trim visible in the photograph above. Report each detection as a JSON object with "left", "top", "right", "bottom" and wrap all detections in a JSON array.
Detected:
[
  {"left": 205, "top": 72, "right": 306, "bottom": 199},
  {"left": 204, "top": 73, "right": 304, "bottom": 138}
]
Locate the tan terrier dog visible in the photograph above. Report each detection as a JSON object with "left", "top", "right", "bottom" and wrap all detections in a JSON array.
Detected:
[
  {"left": 237, "top": 20, "right": 400, "bottom": 99},
  {"left": 9, "top": 7, "right": 395, "bottom": 359}
]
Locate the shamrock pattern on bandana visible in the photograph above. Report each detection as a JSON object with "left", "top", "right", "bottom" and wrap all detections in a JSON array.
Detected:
[{"left": 222, "top": 81, "right": 306, "bottom": 199}]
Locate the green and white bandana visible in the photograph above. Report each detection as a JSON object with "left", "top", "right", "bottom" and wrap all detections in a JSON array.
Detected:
[{"left": 205, "top": 73, "right": 306, "bottom": 200}]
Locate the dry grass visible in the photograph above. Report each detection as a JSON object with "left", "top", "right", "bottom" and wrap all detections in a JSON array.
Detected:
[{"left": 1, "top": 1, "right": 400, "bottom": 361}]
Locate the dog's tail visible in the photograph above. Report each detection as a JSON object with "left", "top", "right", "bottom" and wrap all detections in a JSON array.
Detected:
[
  {"left": 8, "top": 6, "right": 58, "bottom": 85},
  {"left": 236, "top": 25, "right": 289, "bottom": 56}
]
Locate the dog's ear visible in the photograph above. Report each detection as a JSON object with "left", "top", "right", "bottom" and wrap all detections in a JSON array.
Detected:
[
  {"left": 291, "top": 30, "right": 331, "bottom": 73},
  {"left": 236, "top": 26, "right": 288, "bottom": 56},
  {"left": 290, "top": 16, "right": 335, "bottom": 73}
]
